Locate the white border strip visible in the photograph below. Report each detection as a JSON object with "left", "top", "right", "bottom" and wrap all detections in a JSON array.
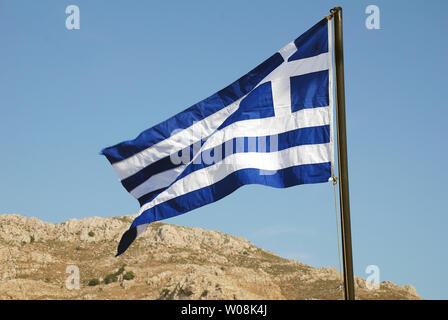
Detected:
[{"left": 328, "top": 19, "right": 336, "bottom": 178}]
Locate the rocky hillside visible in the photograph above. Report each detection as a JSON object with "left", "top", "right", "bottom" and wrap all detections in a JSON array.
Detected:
[{"left": 0, "top": 214, "right": 420, "bottom": 300}]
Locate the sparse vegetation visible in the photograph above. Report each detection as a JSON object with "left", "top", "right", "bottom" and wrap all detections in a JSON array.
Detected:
[
  {"left": 265, "top": 264, "right": 302, "bottom": 276},
  {"left": 88, "top": 278, "right": 100, "bottom": 286},
  {"left": 179, "top": 287, "right": 193, "bottom": 297},
  {"left": 115, "top": 265, "right": 126, "bottom": 276},
  {"left": 104, "top": 273, "right": 118, "bottom": 284},
  {"left": 123, "top": 271, "right": 134, "bottom": 281},
  {"left": 30, "top": 236, "right": 35, "bottom": 244},
  {"left": 160, "top": 289, "right": 170, "bottom": 298},
  {"left": 88, "top": 231, "right": 95, "bottom": 237}
]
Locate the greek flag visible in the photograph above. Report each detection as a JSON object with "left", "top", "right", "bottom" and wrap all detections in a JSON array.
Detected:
[{"left": 102, "top": 18, "right": 335, "bottom": 256}]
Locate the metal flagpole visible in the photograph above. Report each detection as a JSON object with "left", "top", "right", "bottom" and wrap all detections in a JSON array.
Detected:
[{"left": 329, "top": 6, "right": 355, "bottom": 300}]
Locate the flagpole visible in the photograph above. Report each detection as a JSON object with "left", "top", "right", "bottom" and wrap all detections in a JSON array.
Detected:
[{"left": 329, "top": 6, "right": 355, "bottom": 300}]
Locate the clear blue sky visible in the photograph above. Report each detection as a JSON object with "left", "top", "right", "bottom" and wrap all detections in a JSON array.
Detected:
[{"left": 1, "top": 0, "right": 447, "bottom": 299}]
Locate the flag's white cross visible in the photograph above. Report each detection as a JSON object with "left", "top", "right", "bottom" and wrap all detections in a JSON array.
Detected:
[
  {"left": 271, "top": 41, "right": 297, "bottom": 117},
  {"left": 271, "top": 78, "right": 292, "bottom": 117}
]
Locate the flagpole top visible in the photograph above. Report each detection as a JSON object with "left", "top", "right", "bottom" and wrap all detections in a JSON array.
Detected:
[{"left": 327, "top": 6, "right": 342, "bottom": 20}]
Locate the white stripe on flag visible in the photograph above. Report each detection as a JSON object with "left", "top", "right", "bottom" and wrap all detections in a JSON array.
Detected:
[
  {"left": 130, "top": 164, "right": 186, "bottom": 199},
  {"left": 278, "top": 41, "right": 297, "bottom": 60}
]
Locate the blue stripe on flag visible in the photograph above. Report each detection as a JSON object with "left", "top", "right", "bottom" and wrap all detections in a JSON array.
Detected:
[
  {"left": 137, "top": 187, "right": 167, "bottom": 206},
  {"left": 121, "top": 156, "right": 180, "bottom": 192}
]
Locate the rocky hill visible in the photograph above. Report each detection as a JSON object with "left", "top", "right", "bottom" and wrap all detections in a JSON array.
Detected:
[{"left": 0, "top": 214, "right": 420, "bottom": 300}]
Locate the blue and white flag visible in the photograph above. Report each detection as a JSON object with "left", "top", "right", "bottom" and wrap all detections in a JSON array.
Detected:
[{"left": 102, "top": 18, "right": 335, "bottom": 256}]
